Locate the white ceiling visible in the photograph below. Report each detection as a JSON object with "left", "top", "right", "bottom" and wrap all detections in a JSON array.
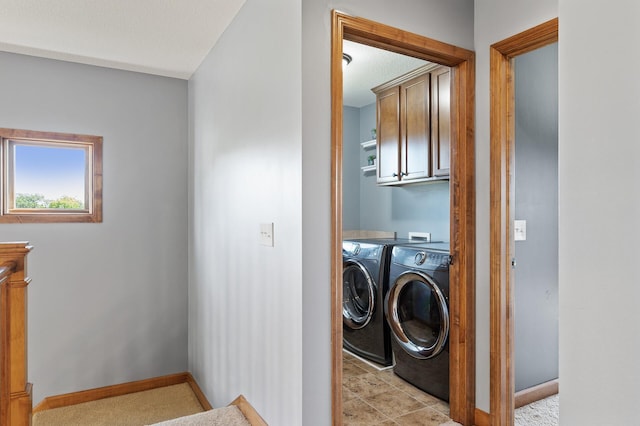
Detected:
[
  {"left": 0, "top": 0, "right": 246, "bottom": 79},
  {"left": 343, "top": 40, "right": 429, "bottom": 108},
  {"left": 0, "top": 2, "right": 429, "bottom": 94}
]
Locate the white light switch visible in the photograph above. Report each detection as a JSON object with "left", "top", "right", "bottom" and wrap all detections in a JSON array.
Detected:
[
  {"left": 260, "top": 223, "right": 274, "bottom": 247},
  {"left": 514, "top": 220, "right": 526, "bottom": 241}
]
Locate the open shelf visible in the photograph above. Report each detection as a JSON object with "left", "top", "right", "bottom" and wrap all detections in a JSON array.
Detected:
[{"left": 360, "top": 139, "right": 376, "bottom": 149}]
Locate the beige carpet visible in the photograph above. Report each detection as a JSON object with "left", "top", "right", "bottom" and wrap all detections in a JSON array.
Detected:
[
  {"left": 150, "top": 406, "right": 250, "bottom": 426},
  {"left": 32, "top": 383, "right": 206, "bottom": 426},
  {"left": 515, "top": 394, "right": 559, "bottom": 426}
]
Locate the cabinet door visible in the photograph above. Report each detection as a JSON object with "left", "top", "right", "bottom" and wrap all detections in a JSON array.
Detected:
[
  {"left": 431, "top": 67, "right": 451, "bottom": 177},
  {"left": 376, "top": 87, "right": 401, "bottom": 184},
  {"left": 401, "top": 73, "right": 431, "bottom": 182}
]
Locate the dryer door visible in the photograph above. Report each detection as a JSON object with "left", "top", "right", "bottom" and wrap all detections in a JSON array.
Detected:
[
  {"left": 343, "top": 260, "right": 376, "bottom": 330},
  {"left": 386, "top": 271, "right": 449, "bottom": 359}
]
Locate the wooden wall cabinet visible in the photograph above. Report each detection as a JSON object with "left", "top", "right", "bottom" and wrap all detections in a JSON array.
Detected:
[
  {"left": 431, "top": 66, "right": 451, "bottom": 177},
  {"left": 373, "top": 64, "right": 450, "bottom": 185}
]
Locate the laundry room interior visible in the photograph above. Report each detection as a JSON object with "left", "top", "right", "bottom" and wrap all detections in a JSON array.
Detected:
[
  {"left": 342, "top": 40, "right": 450, "bottom": 243},
  {"left": 341, "top": 34, "right": 559, "bottom": 424},
  {"left": 341, "top": 38, "right": 457, "bottom": 423}
]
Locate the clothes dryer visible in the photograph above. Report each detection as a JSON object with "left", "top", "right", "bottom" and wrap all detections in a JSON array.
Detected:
[{"left": 385, "top": 242, "right": 451, "bottom": 400}]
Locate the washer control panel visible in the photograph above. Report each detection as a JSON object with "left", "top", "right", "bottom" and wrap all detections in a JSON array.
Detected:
[{"left": 342, "top": 241, "right": 381, "bottom": 259}]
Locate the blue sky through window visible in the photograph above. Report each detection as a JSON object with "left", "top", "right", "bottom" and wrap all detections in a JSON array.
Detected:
[{"left": 14, "top": 144, "right": 86, "bottom": 205}]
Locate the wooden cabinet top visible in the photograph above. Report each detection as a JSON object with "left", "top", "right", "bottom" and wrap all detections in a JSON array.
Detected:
[{"left": 371, "top": 63, "right": 442, "bottom": 95}]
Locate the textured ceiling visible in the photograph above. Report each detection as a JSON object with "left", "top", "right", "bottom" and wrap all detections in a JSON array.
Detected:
[
  {"left": 343, "top": 40, "right": 429, "bottom": 108},
  {"left": 0, "top": 0, "right": 246, "bottom": 79}
]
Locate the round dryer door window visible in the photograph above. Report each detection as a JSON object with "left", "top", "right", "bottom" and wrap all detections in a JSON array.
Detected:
[
  {"left": 343, "top": 260, "right": 375, "bottom": 330},
  {"left": 386, "top": 271, "right": 449, "bottom": 359}
]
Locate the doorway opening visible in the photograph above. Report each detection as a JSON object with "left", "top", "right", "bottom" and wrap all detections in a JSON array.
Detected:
[
  {"left": 331, "top": 11, "right": 476, "bottom": 425},
  {"left": 489, "top": 18, "right": 559, "bottom": 426}
]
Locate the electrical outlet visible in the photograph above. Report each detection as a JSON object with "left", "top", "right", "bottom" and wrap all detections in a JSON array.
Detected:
[{"left": 408, "top": 232, "right": 431, "bottom": 242}]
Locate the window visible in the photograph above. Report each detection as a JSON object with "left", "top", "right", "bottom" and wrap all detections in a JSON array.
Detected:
[{"left": 0, "top": 128, "right": 102, "bottom": 223}]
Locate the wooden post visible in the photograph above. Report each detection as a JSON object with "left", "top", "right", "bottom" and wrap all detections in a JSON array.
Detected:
[{"left": 0, "top": 242, "right": 33, "bottom": 426}]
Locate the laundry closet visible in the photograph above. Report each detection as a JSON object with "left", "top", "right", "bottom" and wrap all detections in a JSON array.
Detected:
[{"left": 341, "top": 40, "right": 455, "bottom": 420}]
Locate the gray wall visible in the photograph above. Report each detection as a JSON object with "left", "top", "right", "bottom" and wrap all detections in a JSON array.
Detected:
[
  {"left": 0, "top": 52, "right": 188, "bottom": 404},
  {"left": 343, "top": 106, "right": 361, "bottom": 230},
  {"left": 359, "top": 103, "right": 377, "bottom": 144},
  {"left": 343, "top": 102, "right": 450, "bottom": 240},
  {"left": 302, "top": 1, "right": 474, "bottom": 423},
  {"left": 559, "top": 1, "right": 640, "bottom": 424},
  {"left": 188, "top": 0, "right": 302, "bottom": 424},
  {"left": 360, "top": 182, "right": 450, "bottom": 239},
  {"left": 514, "top": 43, "right": 559, "bottom": 392}
]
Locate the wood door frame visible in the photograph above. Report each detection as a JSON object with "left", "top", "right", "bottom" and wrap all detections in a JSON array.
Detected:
[
  {"left": 489, "top": 18, "right": 558, "bottom": 426},
  {"left": 331, "top": 11, "right": 476, "bottom": 425}
]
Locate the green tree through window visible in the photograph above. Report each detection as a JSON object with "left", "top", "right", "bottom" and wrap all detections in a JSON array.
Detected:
[
  {"left": 48, "top": 196, "right": 83, "bottom": 209},
  {"left": 15, "top": 193, "right": 46, "bottom": 208}
]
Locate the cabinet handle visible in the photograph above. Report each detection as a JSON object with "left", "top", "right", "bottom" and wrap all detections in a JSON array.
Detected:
[
  {"left": 401, "top": 172, "right": 408, "bottom": 177},
  {"left": 392, "top": 173, "right": 398, "bottom": 177}
]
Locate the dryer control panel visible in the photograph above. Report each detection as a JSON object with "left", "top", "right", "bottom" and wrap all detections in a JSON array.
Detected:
[{"left": 392, "top": 246, "right": 450, "bottom": 270}]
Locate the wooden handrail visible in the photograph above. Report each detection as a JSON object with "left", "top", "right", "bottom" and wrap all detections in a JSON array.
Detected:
[{"left": 0, "top": 242, "right": 33, "bottom": 426}]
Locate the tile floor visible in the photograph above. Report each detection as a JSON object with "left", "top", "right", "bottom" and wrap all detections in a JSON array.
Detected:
[{"left": 342, "top": 351, "right": 460, "bottom": 426}]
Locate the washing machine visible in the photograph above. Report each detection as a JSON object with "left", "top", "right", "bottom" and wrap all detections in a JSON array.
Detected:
[
  {"left": 342, "top": 238, "right": 417, "bottom": 366},
  {"left": 385, "top": 242, "right": 451, "bottom": 401}
]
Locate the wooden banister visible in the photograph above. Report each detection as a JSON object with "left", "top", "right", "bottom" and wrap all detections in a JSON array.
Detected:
[{"left": 0, "top": 242, "right": 33, "bottom": 426}]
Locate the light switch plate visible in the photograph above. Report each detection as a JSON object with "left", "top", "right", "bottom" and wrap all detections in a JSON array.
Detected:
[
  {"left": 514, "top": 220, "right": 526, "bottom": 241},
  {"left": 260, "top": 223, "right": 274, "bottom": 247}
]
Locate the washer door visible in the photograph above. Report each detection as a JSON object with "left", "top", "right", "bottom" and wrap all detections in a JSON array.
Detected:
[
  {"left": 386, "top": 271, "right": 449, "bottom": 359},
  {"left": 343, "top": 260, "right": 376, "bottom": 330}
]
